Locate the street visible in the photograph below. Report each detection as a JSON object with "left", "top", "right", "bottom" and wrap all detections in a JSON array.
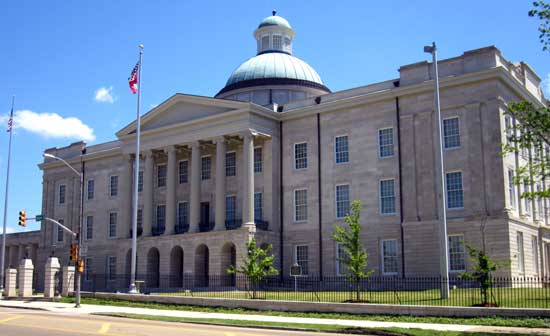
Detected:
[{"left": 0, "top": 307, "right": 349, "bottom": 336}]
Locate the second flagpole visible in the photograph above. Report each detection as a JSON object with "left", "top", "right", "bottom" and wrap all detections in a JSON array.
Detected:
[{"left": 129, "top": 44, "right": 144, "bottom": 294}]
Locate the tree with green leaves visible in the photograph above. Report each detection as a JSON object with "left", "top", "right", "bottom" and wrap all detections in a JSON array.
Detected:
[
  {"left": 529, "top": 1, "right": 550, "bottom": 51},
  {"left": 332, "top": 200, "right": 373, "bottom": 302},
  {"left": 502, "top": 101, "right": 550, "bottom": 203},
  {"left": 227, "top": 237, "right": 278, "bottom": 299},
  {"left": 460, "top": 244, "right": 508, "bottom": 307}
]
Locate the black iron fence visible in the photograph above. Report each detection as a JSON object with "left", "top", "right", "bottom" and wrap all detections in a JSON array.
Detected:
[{"left": 80, "top": 274, "right": 550, "bottom": 308}]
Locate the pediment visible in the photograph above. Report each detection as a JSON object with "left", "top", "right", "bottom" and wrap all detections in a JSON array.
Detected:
[{"left": 116, "top": 94, "right": 252, "bottom": 138}]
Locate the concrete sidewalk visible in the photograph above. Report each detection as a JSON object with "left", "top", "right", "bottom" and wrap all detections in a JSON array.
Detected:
[{"left": 0, "top": 299, "right": 547, "bottom": 335}]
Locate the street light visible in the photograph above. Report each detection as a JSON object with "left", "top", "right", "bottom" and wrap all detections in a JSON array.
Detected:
[
  {"left": 43, "top": 150, "right": 85, "bottom": 307},
  {"left": 424, "top": 42, "right": 450, "bottom": 299}
]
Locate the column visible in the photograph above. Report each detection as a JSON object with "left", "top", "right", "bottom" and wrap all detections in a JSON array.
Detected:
[
  {"left": 242, "top": 131, "right": 255, "bottom": 228},
  {"left": 165, "top": 146, "right": 177, "bottom": 235},
  {"left": 123, "top": 155, "right": 133, "bottom": 238},
  {"left": 143, "top": 150, "right": 154, "bottom": 236},
  {"left": 190, "top": 142, "right": 201, "bottom": 232},
  {"left": 214, "top": 136, "right": 226, "bottom": 231}
]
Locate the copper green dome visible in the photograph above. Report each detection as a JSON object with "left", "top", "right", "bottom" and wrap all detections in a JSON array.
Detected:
[{"left": 258, "top": 15, "right": 292, "bottom": 29}]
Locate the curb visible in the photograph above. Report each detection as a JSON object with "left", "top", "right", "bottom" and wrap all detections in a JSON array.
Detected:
[{"left": 0, "top": 304, "right": 48, "bottom": 311}]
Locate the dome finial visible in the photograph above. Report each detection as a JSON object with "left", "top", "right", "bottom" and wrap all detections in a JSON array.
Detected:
[{"left": 272, "top": 9, "right": 277, "bottom": 16}]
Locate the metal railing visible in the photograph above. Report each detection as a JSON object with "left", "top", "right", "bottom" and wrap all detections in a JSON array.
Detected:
[
  {"left": 174, "top": 223, "right": 189, "bottom": 234},
  {"left": 225, "top": 218, "right": 242, "bottom": 230},
  {"left": 80, "top": 274, "right": 550, "bottom": 308},
  {"left": 255, "top": 219, "right": 269, "bottom": 230},
  {"left": 199, "top": 221, "right": 215, "bottom": 232},
  {"left": 151, "top": 225, "right": 165, "bottom": 236}
]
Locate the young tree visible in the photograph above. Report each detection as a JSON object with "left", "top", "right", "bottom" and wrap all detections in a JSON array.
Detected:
[
  {"left": 227, "top": 237, "right": 278, "bottom": 299},
  {"left": 502, "top": 101, "right": 550, "bottom": 203},
  {"left": 529, "top": 1, "right": 550, "bottom": 51},
  {"left": 460, "top": 245, "right": 508, "bottom": 307},
  {"left": 332, "top": 200, "right": 373, "bottom": 302}
]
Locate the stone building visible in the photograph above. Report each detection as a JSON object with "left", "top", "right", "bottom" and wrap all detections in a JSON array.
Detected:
[{"left": 3, "top": 13, "right": 550, "bottom": 290}]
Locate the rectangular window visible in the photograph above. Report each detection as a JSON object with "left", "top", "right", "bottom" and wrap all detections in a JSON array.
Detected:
[
  {"left": 86, "top": 216, "right": 93, "bottom": 240},
  {"left": 157, "top": 164, "right": 167, "bottom": 187},
  {"left": 537, "top": 184, "right": 543, "bottom": 217},
  {"left": 335, "top": 135, "right": 349, "bottom": 164},
  {"left": 137, "top": 209, "right": 143, "bottom": 230},
  {"left": 177, "top": 202, "right": 188, "bottom": 227},
  {"left": 295, "top": 245, "right": 309, "bottom": 276},
  {"left": 336, "top": 243, "right": 348, "bottom": 276},
  {"left": 59, "top": 185, "right": 66, "bottom": 204},
  {"left": 378, "top": 128, "right": 394, "bottom": 158},
  {"left": 446, "top": 172, "right": 464, "bottom": 209},
  {"left": 254, "top": 147, "right": 263, "bottom": 173},
  {"left": 87, "top": 180, "right": 94, "bottom": 200},
  {"left": 138, "top": 171, "right": 143, "bottom": 192},
  {"left": 532, "top": 236, "right": 539, "bottom": 274},
  {"left": 179, "top": 161, "right": 188, "bottom": 184},
  {"left": 254, "top": 192, "right": 263, "bottom": 221},
  {"left": 201, "top": 156, "right": 211, "bottom": 180},
  {"left": 109, "top": 175, "right": 118, "bottom": 197},
  {"left": 382, "top": 240, "right": 399, "bottom": 275},
  {"left": 56, "top": 219, "right": 64, "bottom": 243},
  {"left": 524, "top": 179, "right": 531, "bottom": 215},
  {"left": 273, "top": 35, "right": 282, "bottom": 49},
  {"left": 517, "top": 232, "right": 524, "bottom": 273},
  {"left": 106, "top": 256, "right": 116, "bottom": 281},
  {"left": 294, "top": 189, "right": 308, "bottom": 222},
  {"left": 294, "top": 143, "right": 308, "bottom": 169},
  {"left": 443, "top": 117, "right": 461, "bottom": 149},
  {"left": 504, "top": 115, "right": 513, "bottom": 144},
  {"left": 448, "top": 235, "right": 465, "bottom": 272},
  {"left": 335, "top": 184, "right": 350, "bottom": 219},
  {"left": 380, "top": 179, "right": 396, "bottom": 215},
  {"left": 84, "top": 258, "right": 92, "bottom": 281},
  {"left": 156, "top": 205, "right": 166, "bottom": 229},
  {"left": 108, "top": 212, "right": 117, "bottom": 238},
  {"left": 225, "top": 195, "right": 236, "bottom": 221},
  {"left": 508, "top": 169, "right": 516, "bottom": 208},
  {"left": 225, "top": 152, "right": 236, "bottom": 177}
]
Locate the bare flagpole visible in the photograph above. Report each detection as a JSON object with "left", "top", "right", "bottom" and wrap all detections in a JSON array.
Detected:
[
  {"left": 0, "top": 96, "right": 15, "bottom": 295},
  {"left": 129, "top": 44, "right": 144, "bottom": 294}
]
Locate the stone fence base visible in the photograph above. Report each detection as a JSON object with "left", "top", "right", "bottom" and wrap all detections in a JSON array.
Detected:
[{"left": 81, "top": 292, "right": 550, "bottom": 318}]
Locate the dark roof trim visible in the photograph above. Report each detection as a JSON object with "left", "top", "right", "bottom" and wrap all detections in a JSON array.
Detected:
[
  {"left": 257, "top": 50, "right": 292, "bottom": 56},
  {"left": 216, "top": 78, "right": 331, "bottom": 96}
]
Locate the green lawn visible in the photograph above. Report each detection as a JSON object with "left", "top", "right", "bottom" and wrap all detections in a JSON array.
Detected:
[
  {"left": 151, "top": 287, "right": 549, "bottom": 308},
  {"left": 60, "top": 297, "right": 550, "bottom": 328},
  {"left": 94, "top": 312, "right": 540, "bottom": 336}
]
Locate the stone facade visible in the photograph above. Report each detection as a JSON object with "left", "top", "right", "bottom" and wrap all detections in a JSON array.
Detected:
[{"left": 3, "top": 17, "right": 550, "bottom": 292}]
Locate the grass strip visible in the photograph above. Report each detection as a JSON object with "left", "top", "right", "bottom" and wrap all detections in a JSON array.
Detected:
[
  {"left": 94, "top": 312, "right": 536, "bottom": 336},
  {"left": 60, "top": 297, "right": 550, "bottom": 329}
]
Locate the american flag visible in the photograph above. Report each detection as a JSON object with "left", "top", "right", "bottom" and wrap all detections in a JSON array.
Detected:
[
  {"left": 6, "top": 105, "right": 13, "bottom": 133},
  {"left": 128, "top": 61, "right": 139, "bottom": 94}
]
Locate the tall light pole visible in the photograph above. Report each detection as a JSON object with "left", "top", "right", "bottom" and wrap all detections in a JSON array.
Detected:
[
  {"left": 44, "top": 149, "right": 85, "bottom": 307},
  {"left": 424, "top": 42, "right": 450, "bottom": 299}
]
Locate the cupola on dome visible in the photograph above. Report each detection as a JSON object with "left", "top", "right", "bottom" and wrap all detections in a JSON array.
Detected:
[{"left": 216, "top": 11, "right": 330, "bottom": 106}]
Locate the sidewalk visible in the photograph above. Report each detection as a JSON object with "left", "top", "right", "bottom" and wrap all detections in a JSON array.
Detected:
[{"left": 0, "top": 299, "right": 548, "bottom": 335}]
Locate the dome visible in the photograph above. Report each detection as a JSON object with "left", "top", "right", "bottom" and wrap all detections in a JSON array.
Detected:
[
  {"left": 217, "top": 53, "right": 329, "bottom": 95},
  {"left": 258, "top": 14, "right": 292, "bottom": 29}
]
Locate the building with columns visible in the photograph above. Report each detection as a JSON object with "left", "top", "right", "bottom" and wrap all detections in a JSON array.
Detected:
[{"left": 3, "top": 12, "right": 550, "bottom": 291}]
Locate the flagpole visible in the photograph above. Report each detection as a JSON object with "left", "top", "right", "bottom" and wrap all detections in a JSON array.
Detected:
[
  {"left": 0, "top": 96, "right": 15, "bottom": 296},
  {"left": 129, "top": 45, "right": 144, "bottom": 294}
]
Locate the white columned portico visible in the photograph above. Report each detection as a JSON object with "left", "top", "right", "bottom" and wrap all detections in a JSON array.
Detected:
[
  {"left": 143, "top": 150, "right": 154, "bottom": 236},
  {"left": 214, "top": 136, "right": 226, "bottom": 231},
  {"left": 165, "top": 145, "right": 177, "bottom": 235},
  {"left": 190, "top": 141, "right": 201, "bottom": 232},
  {"left": 242, "top": 131, "right": 255, "bottom": 228}
]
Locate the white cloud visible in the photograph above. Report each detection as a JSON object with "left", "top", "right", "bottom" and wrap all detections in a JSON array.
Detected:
[
  {"left": 7, "top": 110, "right": 95, "bottom": 142},
  {"left": 4, "top": 227, "right": 16, "bottom": 234},
  {"left": 94, "top": 86, "right": 116, "bottom": 103}
]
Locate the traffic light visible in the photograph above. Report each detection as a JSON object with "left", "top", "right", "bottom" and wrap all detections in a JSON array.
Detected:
[
  {"left": 77, "top": 259, "right": 84, "bottom": 273},
  {"left": 70, "top": 243, "right": 78, "bottom": 261},
  {"left": 18, "top": 211, "right": 26, "bottom": 227}
]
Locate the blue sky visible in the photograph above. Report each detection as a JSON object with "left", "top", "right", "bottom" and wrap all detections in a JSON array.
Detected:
[{"left": 1, "top": 0, "right": 548, "bottom": 233}]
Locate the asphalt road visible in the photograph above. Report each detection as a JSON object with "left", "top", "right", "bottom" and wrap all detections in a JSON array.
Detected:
[{"left": 0, "top": 307, "right": 350, "bottom": 336}]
